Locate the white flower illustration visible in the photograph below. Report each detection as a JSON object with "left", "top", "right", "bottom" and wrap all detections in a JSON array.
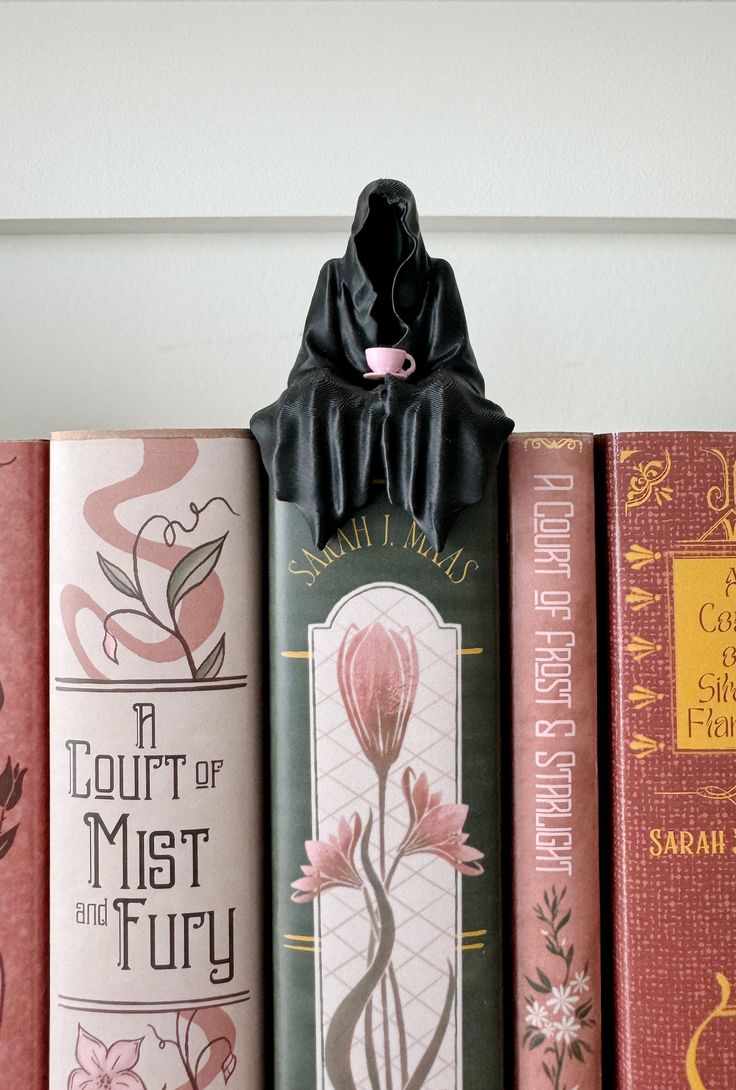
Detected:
[
  {"left": 546, "top": 983, "right": 576, "bottom": 1016},
  {"left": 525, "top": 1000, "right": 549, "bottom": 1029},
  {"left": 524, "top": 888, "right": 595, "bottom": 1087},
  {"left": 553, "top": 1015, "right": 581, "bottom": 1045},
  {"left": 571, "top": 970, "right": 590, "bottom": 995}
]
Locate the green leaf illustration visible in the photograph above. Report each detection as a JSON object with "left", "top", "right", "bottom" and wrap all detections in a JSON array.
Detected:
[
  {"left": 570, "top": 1040, "right": 584, "bottom": 1062},
  {"left": 97, "top": 552, "right": 140, "bottom": 599},
  {"left": 576, "top": 999, "right": 593, "bottom": 1020},
  {"left": 195, "top": 633, "right": 226, "bottom": 679},
  {"left": 525, "top": 974, "right": 551, "bottom": 995},
  {"left": 403, "top": 962, "right": 456, "bottom": 1090},
  {"left": 166, "top": 533, "right": 227, "bottom": 613},
  {"left": 529, "top": 1033, "right": 545, "bottom": 1049}
]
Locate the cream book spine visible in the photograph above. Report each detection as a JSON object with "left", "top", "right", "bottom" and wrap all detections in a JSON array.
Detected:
[{"left": 49, "top": 430, "right": 263, "bottom": 1090}]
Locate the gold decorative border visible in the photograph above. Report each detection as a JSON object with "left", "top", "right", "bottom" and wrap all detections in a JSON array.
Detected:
[
  {"left": 621, "top": 448, "right": 673, "bottom": 513},
  {"left": 523, "top": 437, "right": 583, "bottom": 452}
]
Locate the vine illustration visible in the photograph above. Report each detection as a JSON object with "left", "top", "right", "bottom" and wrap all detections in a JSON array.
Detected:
[
  {"left": 522, "top": 887, "right": 595, "bottom": 1090},
  {"left": 292, "top": 621, "right": 483, "bottom": 1089},
  {"left": 98, "top": 496, "right": 237, "bottom": 679},
  {"left": 149, "top": 1009, "right": 236, "bottom": 1089}
]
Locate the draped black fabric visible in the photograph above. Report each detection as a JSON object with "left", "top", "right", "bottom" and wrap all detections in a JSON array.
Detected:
[{"left": 250, "top": 178, "right": 514, "bottom": 549}]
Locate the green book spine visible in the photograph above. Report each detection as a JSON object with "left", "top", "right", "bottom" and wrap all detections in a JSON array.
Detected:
[{"left": 270, "top": 482, "right": 504, "bottom": 1090}]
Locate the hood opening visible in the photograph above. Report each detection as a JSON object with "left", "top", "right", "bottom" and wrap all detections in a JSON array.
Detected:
[{"left": 354, "top": 192, "right": 416, "bottom": 344}]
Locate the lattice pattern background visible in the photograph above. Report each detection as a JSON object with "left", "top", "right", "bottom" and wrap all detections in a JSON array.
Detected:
[{"left": 310, "top": 583, "right": 461, "bottom": 1090}]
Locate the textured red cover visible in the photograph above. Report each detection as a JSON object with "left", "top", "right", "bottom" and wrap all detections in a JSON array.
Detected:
[
  {"left": 0, "top": 442, "right": 48, "bottom": 1088},
  {"left": 602, "top": 432, "right": 736, "bottom": 1090},
  {"left": 508, "top": 435, "right": 601, "bottom": 1090}
]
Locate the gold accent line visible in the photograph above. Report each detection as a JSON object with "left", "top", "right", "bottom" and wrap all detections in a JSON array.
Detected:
[
  {"left": 460, "top": 929, "right": 488, "bottom": 938},
  {"left": 283, "top": 944, "right": 316, "bottom": 952},
  {"left": 281, "top": 651, "right": 311, "bottom": 659},
  {"left": 283, "top": 934, "right": 318, "bottom": 942},
  {"left": 372, "top": 478, "right": 386, "bottom": 484},
  {"left": 459, "top": 647, "right": 484, "bottom": 656},
  {"left": 461, "top": 942, "right": 485, "bottom": 951}
]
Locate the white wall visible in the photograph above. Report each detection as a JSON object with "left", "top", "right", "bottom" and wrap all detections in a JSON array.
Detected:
[{"left": 1, "top": 1, "right": 734, "bottom": 437}]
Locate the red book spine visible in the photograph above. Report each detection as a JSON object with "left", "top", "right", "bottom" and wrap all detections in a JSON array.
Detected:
[
  {"left": 507, "top": 434, "right": 601, "bottom": 1090},
  {"left": 0, "top": 442, "right": 48, "bottom": 1089},
  {"left": 602, "top": 431, "right": 736, "bottom": 1089}
]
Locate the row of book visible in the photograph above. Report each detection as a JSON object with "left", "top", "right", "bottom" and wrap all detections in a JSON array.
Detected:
[{"left": 0, "top": 428, "right": 729, "bottom": 1089}]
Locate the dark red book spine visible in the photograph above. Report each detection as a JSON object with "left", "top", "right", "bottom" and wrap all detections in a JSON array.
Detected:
[
  {"left": 602, "top": 431, "right": 736, "bottom": 1089},
  {"left": 0, "top": 442, "right": 48, "bottom": 1089},
  {"left": 507, "top": 434, "right": 601, "bottom": 1090}
]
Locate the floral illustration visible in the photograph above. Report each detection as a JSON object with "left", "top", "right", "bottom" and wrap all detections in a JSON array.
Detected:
[
  {"left": 397, "top": 768, "right": 484, "bottom": 877},
  {"left": 0, "top": 754, "right": 27, "bottom": 1041},
  {"left": 149, "top": 1008, "right": 237, "bottom": 1089},
  {"left": 292, "top": 620, "right": 483, "bottom": 1090},
  {"left": 98, "top": 496, "right": 236, "bottom": 679},
  {"left": 292, "top": 813, "right": 364, "bottom": 903},
  {"left": 67, "top": 1025, "right": 146, "bottom": 1090},
  {"left": 67, "top": 1011, "right": 236, "bottom": 1090},
  {"left": 0, "top": 755, "right": 26, "bottom": 861},
  {"left": 522, "top": 886, "right": 595, "bottom": 1090}
]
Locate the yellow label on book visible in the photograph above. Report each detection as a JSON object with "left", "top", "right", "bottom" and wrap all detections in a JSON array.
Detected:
[{"left": 674, "top": 555, "right": 736, "bottom": 749}]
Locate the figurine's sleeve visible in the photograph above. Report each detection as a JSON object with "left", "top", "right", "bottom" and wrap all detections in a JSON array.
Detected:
[
  {"left": 380, "top": 260, "right": 513, "bottom": 550},
  {"left": 419, "top": 260, "right": 483, "bottom": 385},
  {"left": 288, "top": 261, "right": 345, "bottom": 378},
  {"left": 250, "top": 259, "right": 384, "bottom": 548}
]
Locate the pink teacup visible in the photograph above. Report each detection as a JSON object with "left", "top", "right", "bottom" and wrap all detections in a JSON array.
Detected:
[{"left": 365, "top": 347, "right": 416, "bottom": 380}]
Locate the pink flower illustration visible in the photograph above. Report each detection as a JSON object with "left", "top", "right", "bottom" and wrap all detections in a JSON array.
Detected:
[
  {"left": 398, "top": 768, "right": 484, "bottom": 876},
  {"left": 337, "top": 622, "right": 418, "bottom": 777},
  {"left": 291, "top": 813, "right": 363, "bottom": 903},
  {"left": 67, "top": 1025, "right": 146, "bottom": 1090}
]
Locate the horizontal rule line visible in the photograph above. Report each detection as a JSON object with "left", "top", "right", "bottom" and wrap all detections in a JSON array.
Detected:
[
  {"left": 58, "top": 997, "right": 250, "bottom": 1014},
  {"left": 58, "top": 989, "right": 250, "bottom": 1006},
  {"left": 56, "top": 682, "right": 247, "bottom": 694},
  {"left": 55, "top": 675, "right": 248, "bottom": 684}
]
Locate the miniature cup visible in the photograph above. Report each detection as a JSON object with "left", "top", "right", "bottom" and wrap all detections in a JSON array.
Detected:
[{"left": 365, "top": 347, "right": 416, "bottom": 379}]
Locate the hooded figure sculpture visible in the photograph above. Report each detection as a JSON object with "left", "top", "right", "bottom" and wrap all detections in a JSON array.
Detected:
[{"left": 251, "top": 178, "right": 513, "bottom": 549}]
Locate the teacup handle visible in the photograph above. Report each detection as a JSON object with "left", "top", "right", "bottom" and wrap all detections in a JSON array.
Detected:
[{"left": 402, "top": 352, "right": 416, "bottom": 377}]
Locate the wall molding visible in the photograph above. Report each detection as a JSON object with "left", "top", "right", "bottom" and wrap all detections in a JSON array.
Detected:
[{"left": 2, "top": 216, "right": 736, "bottom": 237}]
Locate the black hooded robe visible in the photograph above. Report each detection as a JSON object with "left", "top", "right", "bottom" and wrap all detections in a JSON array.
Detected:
[{"left": 251, "top": 178, "right": 513, "bottom": 550}]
